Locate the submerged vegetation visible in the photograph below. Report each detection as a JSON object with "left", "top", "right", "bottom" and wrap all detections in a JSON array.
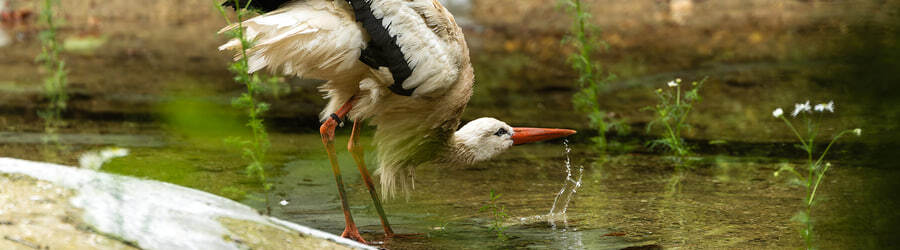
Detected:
[
  {"left": 215, "top": 0, "right": 284, "bottom": 215},
  {"left": 773, "top": 100, "right": 862, "bottom": 249},
  {"left": 36, "top": 0, "right": 68, "bottom": 151},
  {"left": 560, "top": 0, "right": 627, "bottom": 151},
  {"left": 644, "top": 78, "right": 706, "bottom": 158},
  {"left": 480, "top": 190, "right": 510, "bottom": 240}
]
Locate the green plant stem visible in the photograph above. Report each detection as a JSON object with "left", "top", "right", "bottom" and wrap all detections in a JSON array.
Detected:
[
  {"left": 564, "top": 0, "right": 617, "bottom": 150},
  {"left": 780, "top": 116, "right": 810, "bottom": 150},
  {"left": 37, "top": 0, "right": 68, "bottom": 151},
  {"left": 803, "top": 115, "right": 814, "bottom": 249},
  {"left": 575, "top": 1, "right": 591, "bottom": 83},
  {"left": 777, "top": 106, "right": 858, "bottom": 250},
  {"left": 676, "top": 98, "right": 694, "bottom": 126},
  {"left": 217, "top": 0, "right": 276, "bottom": 215},
  {"left": 808, "top": 163, "right": 830, "bottom": 207},
  {"left": 813, "top": 130, "right": 850, "bottom": 169},
  {"left": 807, "top": 130, "right": 850, "bottom": 206},
  {"left": 781, "top": 113, "right": 853, "bottom": 249},
  {"left": 676, "top": 85, "right": 681, "bottom": 107},
  {"left": 662, "top": 117, "right": 682, "bottom": 155}
]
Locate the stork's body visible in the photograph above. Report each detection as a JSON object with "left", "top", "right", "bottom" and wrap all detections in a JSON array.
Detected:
[{"left": 220, "top": 0, "right": 574, "bottom": 243}]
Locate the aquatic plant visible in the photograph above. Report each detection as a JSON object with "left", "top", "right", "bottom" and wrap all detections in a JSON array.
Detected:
[
  {"left": 36, "top": 0, "right": 68, "bottom": 150},
  {"left": 560, "top": 0, "right": 628, "bottom": 150},
  {"left": 773, "top": 100, "right": 861, "bottom": 249},
  {"left": 426, "top": 220, "right": 453, "bottom": 238},
  {"left": 216, "top": 0, "right": 283, "bottom": 215},
  {"left": 644, "top": 78, "right": 706, "bottom": 157},
  {"left": 479, "top": 189, "right": 509, "bottom": 240}
]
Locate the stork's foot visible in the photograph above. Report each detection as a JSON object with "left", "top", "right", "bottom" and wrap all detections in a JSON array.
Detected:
[{"left": 341, "top": 226, "right": 368, "bottom": 244}]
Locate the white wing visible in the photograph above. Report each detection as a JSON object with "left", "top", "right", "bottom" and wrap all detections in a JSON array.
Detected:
[
  {"left": 218, "top": 0, "right": 367, "bottom": 80},
  {"left": 365, "top": 0, "right": 465, "bottom": 96},
  {"left": 219, "top": 0, "right": 466, "bottom": 97}
]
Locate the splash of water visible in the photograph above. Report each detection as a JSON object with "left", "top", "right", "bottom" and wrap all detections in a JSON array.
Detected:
[{"left": 547, "top": 139, "right": 584, "bottom": 229}]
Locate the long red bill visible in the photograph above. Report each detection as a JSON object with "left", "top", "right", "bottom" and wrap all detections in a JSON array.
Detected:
[{"left": 511, "top": 127, "right": 577, "bottom": 145}]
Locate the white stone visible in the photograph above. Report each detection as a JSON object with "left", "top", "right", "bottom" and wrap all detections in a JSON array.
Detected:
[{"left": 0, "top": 158, "right": 373, "bottom": 250}]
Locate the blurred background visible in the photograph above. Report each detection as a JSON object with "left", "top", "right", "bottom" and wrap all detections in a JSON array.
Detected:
[{"left": 1, "top": 0, "right": 898, "bottom": 249}]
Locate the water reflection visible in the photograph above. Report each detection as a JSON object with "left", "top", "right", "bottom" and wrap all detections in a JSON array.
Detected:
[{"left": 660, "top": 167, "right": 687, "bottom": 246}]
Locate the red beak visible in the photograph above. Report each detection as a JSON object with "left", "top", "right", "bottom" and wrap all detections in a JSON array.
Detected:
[{"left": 511, "top": 127, "right": 577, "bottom": 145}]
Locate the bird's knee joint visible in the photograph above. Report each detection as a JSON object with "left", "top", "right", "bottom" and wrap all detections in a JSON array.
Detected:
[{"left": 320, "top": 120, "right": 337, "bottom": 142}]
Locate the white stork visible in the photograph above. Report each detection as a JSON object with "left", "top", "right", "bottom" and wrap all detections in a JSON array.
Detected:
[{"left": 219, "top": 0, "right": 576, "bottom": 243}]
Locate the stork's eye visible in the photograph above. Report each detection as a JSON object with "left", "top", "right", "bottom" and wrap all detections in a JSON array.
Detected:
[{"left": 494, "top": 128, "right": 509, "bottom": 136}]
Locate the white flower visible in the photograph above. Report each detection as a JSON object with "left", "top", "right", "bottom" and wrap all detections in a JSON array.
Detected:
[
  {"left": 814, "top": 101, "right": 834, "bottom": 113},
  {"left": 853, "top": 128, "right": 862, "bottom": 136},
  {"left": 667, "top": 80, "right": 678, "bottom": 87},
  {"left": 813, "top": 104, "right": 825, "bottom": 112},
  {"left": 772, "top": 108, "right": 784, "bottom": 118},
  {"left": 816, "top": 101, "right": 834, "bottom": 113},
  {"left": 791, "top": 100, "right": 812, "bottom": 117},
  {"left": 279, "top": 200, "right": 289, "bottom": 206},
  {"left": 78, "top": 147, "right": 130, "bottom": 171},
  {"left": 676, "top": 78, "right": 682, "bottom": 83}
]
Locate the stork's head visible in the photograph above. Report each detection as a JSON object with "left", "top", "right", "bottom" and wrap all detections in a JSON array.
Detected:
[{"left": 452, "top": 118, "right": 577, "bottom": 163}]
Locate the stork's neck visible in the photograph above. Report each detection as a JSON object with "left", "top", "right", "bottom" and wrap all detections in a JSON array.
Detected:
[{"left": 445, "top": 135, "right": 481, "bottom": 165}]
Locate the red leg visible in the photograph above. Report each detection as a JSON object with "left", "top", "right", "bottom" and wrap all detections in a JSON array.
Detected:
[
  {"left": 348, "top": 120, "right": 424, "bottom": 240},
  {"left": 320, "top": 98, "right": 367, "bottom": 244},
  {"left": 348, "top": 120, "right": 398, "bottom": 237}
]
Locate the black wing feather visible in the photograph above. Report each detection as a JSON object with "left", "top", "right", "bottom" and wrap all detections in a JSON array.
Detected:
[
  {"left": 346, "top": 0, "right": 416, "bottom": 96},
  {"left": 222, "top": 0, "right": 292, "bottom": 12}
]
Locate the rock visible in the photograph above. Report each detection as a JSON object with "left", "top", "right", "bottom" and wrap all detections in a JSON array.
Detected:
[{"left": 0, "top": 158, "right": 373, "bottom": 250}]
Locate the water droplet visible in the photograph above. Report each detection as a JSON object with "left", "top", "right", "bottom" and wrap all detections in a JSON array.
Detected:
[{"left": 548, "top": 139, "right": 584, "bottom": 230}]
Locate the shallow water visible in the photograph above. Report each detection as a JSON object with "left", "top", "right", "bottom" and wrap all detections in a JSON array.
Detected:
[
  {"left": 0, "top": 128, "right": 882, "bottom": 249},
  {"left": 276, "top": 137, "right": 898, "bottom": 249},
  {"left": 1, "top": 59, "right": 897, "bottom": 249}
]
